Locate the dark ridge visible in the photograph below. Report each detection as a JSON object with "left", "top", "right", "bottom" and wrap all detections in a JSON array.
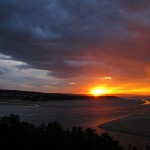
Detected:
[{"left": 0, "top": 89, "right": 120, "bottom": 101}]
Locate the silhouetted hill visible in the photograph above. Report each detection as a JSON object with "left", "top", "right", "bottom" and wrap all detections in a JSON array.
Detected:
[{"left": 0, "top": 89, "right": 120, "bottom": 101}]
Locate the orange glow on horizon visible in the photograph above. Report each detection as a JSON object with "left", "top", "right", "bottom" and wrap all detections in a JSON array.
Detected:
[
  {"left": 76, "top": 76, "right": 150, "bottom": 96},
  {"left": 89, "top": 86, "right": 109, "bottom": 96},
  {"left": 86, "top": 84, "right": 150, "bottom": 96},
  {"left": 90, "top": 89, "right": 105, "bottom": 96}
]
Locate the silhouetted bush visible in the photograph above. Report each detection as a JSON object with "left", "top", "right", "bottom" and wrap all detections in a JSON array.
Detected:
[{"left": 0, "top": 114, "right": 148, "bottom": 150}]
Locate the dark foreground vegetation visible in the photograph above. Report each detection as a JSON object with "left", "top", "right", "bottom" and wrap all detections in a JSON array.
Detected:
[
  {"left": 0, "top": 89, "right": 119, "bottom": 101},
  {"left": 0, "top": 115, "right": 149, "bottom": 150}
]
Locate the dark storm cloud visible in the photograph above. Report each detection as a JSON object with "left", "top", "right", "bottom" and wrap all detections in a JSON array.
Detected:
[
  {"left": 0, "top": 71, "right": 4, "bottom": 75},
  {"left": 0, "top": 68, "right": 9, "bottom": 75},
  {"left": 0, "top": 0, "right": 150, "bottom": 79},
  {"left": 117, "top": 0, "right": 150, "bottom": 12}
]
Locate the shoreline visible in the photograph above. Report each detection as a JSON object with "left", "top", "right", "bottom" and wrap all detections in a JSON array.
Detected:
[
  {"left": 99, "top": 113, "right": 150, "bottom": 138},
  {"left": 0, "top": 99, "right": 40, "bottom": 107}
]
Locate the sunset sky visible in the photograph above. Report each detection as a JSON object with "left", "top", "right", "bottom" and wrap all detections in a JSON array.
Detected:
[{"left": 0, "top": 0, "right": 150, "bottom": 95}]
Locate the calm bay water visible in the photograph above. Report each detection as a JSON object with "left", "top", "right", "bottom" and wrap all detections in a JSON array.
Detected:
[{"left": 0, "top": 98, "right": 150, "bottom": 147}]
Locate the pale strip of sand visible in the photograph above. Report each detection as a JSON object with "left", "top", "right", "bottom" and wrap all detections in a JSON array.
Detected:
[
  {"left": 0, "top": 99, "right": 40, "bottom": 107},
  {"left": 99, "top": 114, "right": 150, "bottom": 138}
]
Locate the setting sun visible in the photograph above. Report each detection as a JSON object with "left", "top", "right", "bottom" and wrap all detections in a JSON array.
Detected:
[{"left": 89, "top": 87, "right": 106, "bottom": 96}]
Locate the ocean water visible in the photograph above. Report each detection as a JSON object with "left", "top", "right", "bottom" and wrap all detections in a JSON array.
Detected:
[{"left": 0, "top": 98, "right": 150, "bottom": 147}]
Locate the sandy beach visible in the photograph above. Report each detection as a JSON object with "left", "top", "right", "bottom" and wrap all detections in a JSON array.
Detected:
[{"left": 100, "top": 113, "right": 150, "bottom": 138}]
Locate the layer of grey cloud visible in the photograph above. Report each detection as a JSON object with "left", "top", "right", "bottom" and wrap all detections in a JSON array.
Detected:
[
  {"left": 0, "top": 0, "right": 150, "bottom": 80},
  {"left": 117, "top": 0, "right": 150, "bottom": 12}
]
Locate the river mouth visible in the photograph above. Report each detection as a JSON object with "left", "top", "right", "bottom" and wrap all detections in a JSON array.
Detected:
[{"left": 0, "top": 98, "right": 149, "bottom": 147}]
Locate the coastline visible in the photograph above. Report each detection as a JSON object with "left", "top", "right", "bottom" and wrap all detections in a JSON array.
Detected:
[
  {"left": 0, "top": 99, "right": 40, "bottom": 107},
  {"left": 99, "top": 113, "right": 150, "bottom": 138}
]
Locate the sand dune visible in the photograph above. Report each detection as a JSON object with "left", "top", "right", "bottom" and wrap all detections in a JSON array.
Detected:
[{"left": 100, "top": 114, "right": 150, "bottom": 137}]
